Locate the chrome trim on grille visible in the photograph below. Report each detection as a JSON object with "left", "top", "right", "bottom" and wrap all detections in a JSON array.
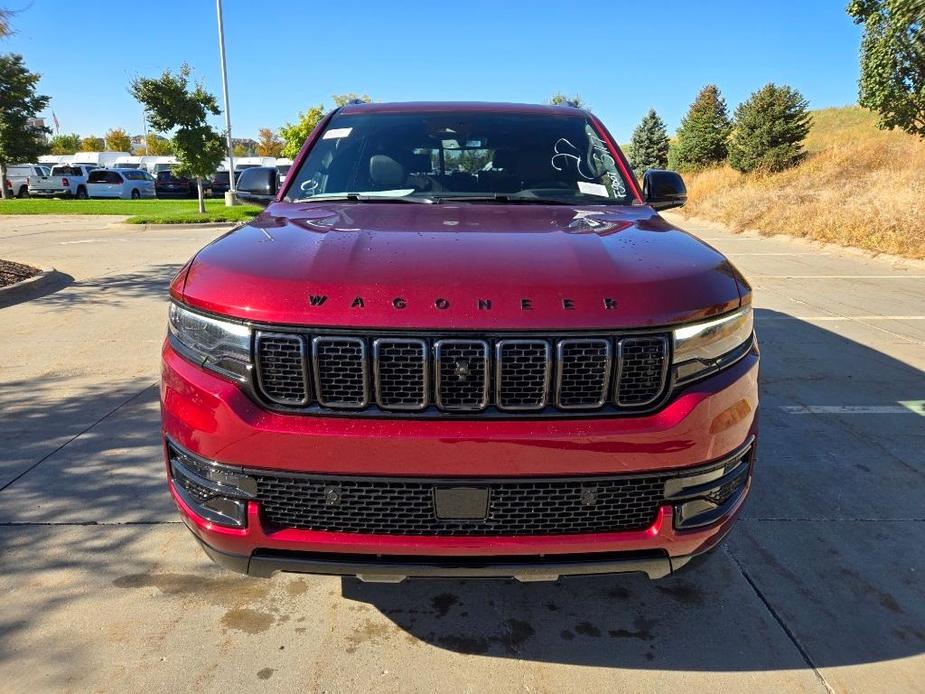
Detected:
[
  {"left": 495, "top": 339, "right": 551, "bottom": 411},
  {"left": 615, "top": 335, "right": 670, "bottom": 407},
  {"left": 311, "top": 336, "right": 370, "bottom": 408},
  {"left": 372, "top": 338, "right": 429, "bottom": 411},
  {"left": 254, "top": 331, "right": 310, "bottom": 406},
  {"left": 555, "top": 338, "right": 612, "bottom": 409},
  {"left": 434, "top": 339, "right": 490, "bottom": 412}
]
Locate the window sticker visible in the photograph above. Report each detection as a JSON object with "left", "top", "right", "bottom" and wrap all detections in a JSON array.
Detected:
[
  {"left": 577, "top": 181, "right": 610, "bottom": 197},
  {"left": 322, "top": 127, "right": 353, "bottom": 140}
]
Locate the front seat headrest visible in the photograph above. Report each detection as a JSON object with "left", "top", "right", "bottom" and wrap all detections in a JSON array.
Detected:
[{"left": 369, "top": 155, "right": 405, "bottom": 188}]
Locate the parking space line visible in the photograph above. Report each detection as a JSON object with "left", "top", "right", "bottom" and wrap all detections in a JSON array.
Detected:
[
  {"left": 757, "top": 315, "right": 925, "bottom": 321},
  {"left": 780, "top": 405, "right": 919, "bottom": 414},
  {"left": 753, "top": 275, "right": 925, "bottom": 279}
]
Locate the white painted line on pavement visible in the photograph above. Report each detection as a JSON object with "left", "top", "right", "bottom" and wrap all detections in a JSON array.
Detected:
[
  {"left": 754, "top": 275, "right": 925, "bottom": 279},
  {"left": 781, "top": 405, "right": 921, "bottom": 415},
  {"left": 726, "top": 252, "right": 828, "bottom": 256},
  {"left": 758, "top": 315, "right": 925, "bottom": 321}
]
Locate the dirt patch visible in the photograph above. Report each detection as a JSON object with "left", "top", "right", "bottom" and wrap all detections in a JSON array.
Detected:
[{"left": 0, "top": 259, "right": 41, "bottom": 287}]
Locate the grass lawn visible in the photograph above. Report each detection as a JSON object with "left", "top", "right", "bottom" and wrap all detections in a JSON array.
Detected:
[{"left": 0, "top": 198, "right": 262, "bottom": 224}]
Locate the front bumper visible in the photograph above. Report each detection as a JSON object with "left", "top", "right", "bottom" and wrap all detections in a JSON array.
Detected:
[{"left": 162, "top": 339, "right": 759, "bottom": 580}]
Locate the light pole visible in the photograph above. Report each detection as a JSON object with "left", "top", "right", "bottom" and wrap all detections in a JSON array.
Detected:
[{"left": 216, "top": 0, "right": 237, "bottom": 206}]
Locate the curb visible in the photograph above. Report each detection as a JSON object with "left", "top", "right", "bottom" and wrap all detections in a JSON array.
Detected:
[
  {"left": 111, "top": 221, "right": 239, "bottom": 231},
  {"left": 0, "top": 268, "right": 71, "bottom": 307}
]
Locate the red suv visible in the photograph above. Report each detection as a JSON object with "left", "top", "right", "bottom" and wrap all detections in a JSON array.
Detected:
[{"left": 162, "top": 102, "right": 758, "bottom": 582}]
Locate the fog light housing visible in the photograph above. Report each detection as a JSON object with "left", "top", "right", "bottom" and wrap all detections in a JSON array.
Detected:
[
  {"left": 666, "top": 438, "right": 754, "bottom": 530},
  {"left": 167, "top": 442, "right": 256, "bottom": 528}
]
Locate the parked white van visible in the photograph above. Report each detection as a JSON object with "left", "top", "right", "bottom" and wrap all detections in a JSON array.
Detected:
[
  {"left": 234, "top": 156, "right": 277, "bottom": 173},
  {"left": 275, "top": 157, "right": 293, "bottom": 182},
  {"left": 39, "top": 154, "right": 74, "bottom": 167},
  {"left": 113, "top": 155, "right": 157, "bottom": 171},
  {"left": 72, "top": 152, "right": 130, "bottom": 169},
  {"left": 151, "top": 156, "right": 179, "bottom": 174}
]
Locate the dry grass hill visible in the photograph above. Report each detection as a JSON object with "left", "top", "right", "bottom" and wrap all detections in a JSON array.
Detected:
[{"left": 677, "top": 106, "right": 925, "bottom": 259}]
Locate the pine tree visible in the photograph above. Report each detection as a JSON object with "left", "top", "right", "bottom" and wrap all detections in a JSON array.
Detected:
[
  {"left": 627, "top": 109, "right": 670, "bottom": 173},
  {"left": 673, "top": 85, "right": 731, "bottom": 171},
  {"left": 728, "top": 84, "right": 811, "bottom": 173}
]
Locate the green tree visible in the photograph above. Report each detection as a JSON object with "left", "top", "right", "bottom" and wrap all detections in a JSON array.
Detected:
[
  {"left": 0, "top": 54, "right": 50, "bottom": 199},
  {"left": 256, "top": 127, "right": 283, "bottom": 157},
  {"left": 280, "top": 104, "right": 325, "bottom": 159},
  {"left": 627, "top": 109, "right": 670, "bottom": 173},
  {"left": 728, "top": 83, "right": 811, "bottom": 173},
  {"left": 332, "top": 93, "right": 371, "bottom": 107},
  {"left": 80, "top": 136, "right": 104, "bottom": 152},
  {"left": 131, "top": 65, "right": 225, "bottom": 212},
  {"left": 144, "top": 133, "right": 174, "bottom": 155},
  {"left": 672, "top": 84, "right": 731, "bottom": 171},
  {"left": 848, "top": 0, "right": 925, "bottom": 138},
  {"left": 549, "top": 93, "right": 588, "bottom": 109},
  {"left": 104, "top": 127, "right": 132, "bottom": 152},
  {"left": 49, "top": 133, "right": 81, "bottom": 155},
  {"left": 232, "top": 142, "right": 249, "bottom": 157}
]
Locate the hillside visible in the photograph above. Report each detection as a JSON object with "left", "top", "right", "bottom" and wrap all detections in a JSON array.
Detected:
[{"left": 676, "top": 106, "right": 925, "bottom": 259}]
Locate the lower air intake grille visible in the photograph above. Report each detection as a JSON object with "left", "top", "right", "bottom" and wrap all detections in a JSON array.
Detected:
[
  {"left": 255, "top": 333, "right": 308, "bottom": 405},
  {"left": 255, "top": 473, "right": 665, "bottom": 536}
]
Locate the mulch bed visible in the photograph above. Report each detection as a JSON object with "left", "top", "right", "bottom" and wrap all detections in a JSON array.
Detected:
[{"left": 0, "top": 259, "right": 42, "bottom": 288}]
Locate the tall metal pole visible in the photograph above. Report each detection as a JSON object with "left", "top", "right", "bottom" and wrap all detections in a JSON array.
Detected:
[{"left": 216, "top": 0, "right": 237, "bottom": 204}]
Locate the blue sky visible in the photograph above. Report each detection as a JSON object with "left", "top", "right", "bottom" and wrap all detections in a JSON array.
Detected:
[{"left": 4, "top": 1, "right": 863, "bottom": 142}]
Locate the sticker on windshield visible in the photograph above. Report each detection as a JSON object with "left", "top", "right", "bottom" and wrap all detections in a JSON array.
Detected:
[
  {"left": 322, "top": 127, "right": 353, "bottom": 140},
  {"left": 577, "top": 181, "right": 610, "bottom": 197}
]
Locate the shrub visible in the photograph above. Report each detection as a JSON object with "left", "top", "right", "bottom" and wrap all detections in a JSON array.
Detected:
[{"left": 728, "top": 83, "right": 811, "bottom": 173}]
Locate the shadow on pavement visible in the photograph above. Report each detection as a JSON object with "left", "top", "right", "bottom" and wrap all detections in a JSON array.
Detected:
[{"left": 344, "top": 309, "right": 925, "bottom": 671}]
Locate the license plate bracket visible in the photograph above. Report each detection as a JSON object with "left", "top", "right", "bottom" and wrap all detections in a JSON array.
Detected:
[{"left": 433, "top": 487, "right": 489, "bottom": 520}]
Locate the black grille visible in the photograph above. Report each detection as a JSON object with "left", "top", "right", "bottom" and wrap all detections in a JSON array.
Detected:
[
  {"left": 556, "top": 339, "right": 611, "bottom": 408},
  {"left": 617, "top": 337, "right": 669, "bottom": 406},
  {"left": 374, "top": 339, "right": 428, "bottom": 410},
  {"left": 256, "top": 473, "right": 665, "bottom": 536},
  {"left": 496, "top": 340, "right": 549, "bottom": 410},
  {"left": 436, "top": 340, "right": 489, "bottom": 411},
  {"left": 255, "top": 333, "right": 308, "bottom": 405},
  {"left": 312, "top": 337, "right": 368, "bottom": 407},
  {"left": 252, "top": 331, "right": 671, "bottom": 416}
]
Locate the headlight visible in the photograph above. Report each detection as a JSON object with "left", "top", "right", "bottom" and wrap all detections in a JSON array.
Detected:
[
  {"left": 168, "top": 302, "right": 251, "bottom": 380},
  {"left": 672, "top": 306, "right": 754, "bottom": 384}
]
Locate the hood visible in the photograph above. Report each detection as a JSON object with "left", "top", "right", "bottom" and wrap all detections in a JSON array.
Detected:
[{"left": 179, "top": 201, "right": 745, "bottom": 330}]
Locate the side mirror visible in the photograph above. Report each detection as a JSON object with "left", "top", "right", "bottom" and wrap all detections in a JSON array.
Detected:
[
  {"left": 643, "top": 169, "right": 687, "bottom": 211},
  {"left": 235, "top": 166, "right": 279, "bottom": 205}
]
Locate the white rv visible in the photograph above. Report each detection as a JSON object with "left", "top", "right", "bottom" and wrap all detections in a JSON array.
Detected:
[
  {"left": 72, "top": 151, "right": 131, "bottom": 169},
  {"left": 38, "top": 154, "right": 74, "bottom": 167},
  {"left": 151, "top": 156, "right": 179, "bottom": 174},
  {"left": 275, "top": 157, "right": 294, "bottom": 182}
]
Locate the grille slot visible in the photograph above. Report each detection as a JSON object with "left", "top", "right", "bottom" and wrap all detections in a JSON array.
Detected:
[
  {"left": 616, "top": 336, "right": 669, "bottom": 407},
  {"left": 255, "top": 333, "right": 309, "bottom": 405},
  {"left": 373, "top": 338, "right": 429, "bottom": 410},
  {"left": 312, "top": 337, "right": 369, "bottom": 408},
  {"left": 435, "top": 340, "right": 490, "bottom": 411},
  {"left": 496, "top": 340, "right": 550, "bottom": 410},
  {"left": 256, "top": 473, "right": 665, "bottom": 536},
  {"left": 556, "top": 339, "right": 612, "bottom": 409}
]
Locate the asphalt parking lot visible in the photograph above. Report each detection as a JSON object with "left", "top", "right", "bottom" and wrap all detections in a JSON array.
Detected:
[{"left": 1, "top": 213, "right": 923, "bottom": 693}]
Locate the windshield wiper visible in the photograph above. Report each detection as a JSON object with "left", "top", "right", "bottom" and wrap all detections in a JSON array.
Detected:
[
  {"left": 430, "top": 193, "right": 575, "bottom": 205},
  {"left": 291, "top": 192, "right": 433, "bottom": 204}
]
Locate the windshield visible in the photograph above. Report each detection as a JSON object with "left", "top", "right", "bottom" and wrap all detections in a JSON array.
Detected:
[{"left": 284, "top": 110, "right": 634, "bottom": 205}]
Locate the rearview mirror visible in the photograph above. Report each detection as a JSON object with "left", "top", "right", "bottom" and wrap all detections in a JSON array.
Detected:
[
  {"left": 235, "top": 166, "right": 279, "bottom": 206},
  {"left": 643, "top": 169, "right": 687, "bottom": 211}
]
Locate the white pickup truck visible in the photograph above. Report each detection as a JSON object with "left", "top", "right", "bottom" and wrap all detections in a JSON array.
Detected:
[{"left": 29, "top": 164, "right": 98, "bottom": 199}]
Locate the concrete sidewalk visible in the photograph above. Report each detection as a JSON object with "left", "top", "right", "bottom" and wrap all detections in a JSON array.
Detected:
[{"left": 0, "top": 214, "right": 922, "bottom": 692}]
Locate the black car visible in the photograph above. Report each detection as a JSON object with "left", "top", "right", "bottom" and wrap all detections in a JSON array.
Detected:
[{"left": 155, "top": 170, "right": 197, "bottom": 198}]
